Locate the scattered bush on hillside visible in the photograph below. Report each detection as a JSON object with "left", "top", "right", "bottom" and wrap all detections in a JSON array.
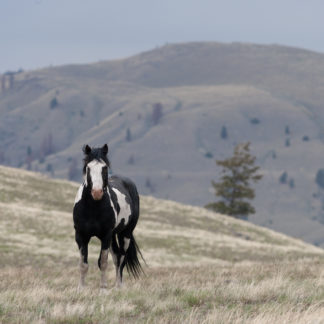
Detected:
[
  {"left": 315, "top": 169, "right": 324, "bottom": 189},
  {"left": 279, "top": 172, "right": 288, "bottom": 184},
  {"left": 49, "top": 97, "right": 58, "bottom": 109},
  {"left": 152, "top": 103, "right": 163, "bottom": 125},
  {"left": 145, "top": 177, "right": 155, "bottom": 193},
  {"left": 285, "top": 125, "right": 290, "bottom": 135},
  {"left": 40, "top": 133, "right": 55, "bottom": 157},
  {"left": 68, "top": 158, "right": 79, "bottom": 180},
  {"left": 174, "top": 101, "right": 182, "bottom": 111},
  {"left": 27, "top": 146, "right": 32, "bottom": 157},
  {"left": 204, "top": 151, "right": 213, "bottom": 158},
  {"left": 279, "top": 172, "right": 295, "bottom": 188},
  {"left": 127, "top": 155, "right": 135, "bottom": 165},
  {"left": 25, "top": 146, "right": 33, "bottom": 170},
  {"left": 0, "top": 151, "right": 5, "bottom": 164},
  {"left": 1, "top": 72, "right": 15, "bottom": 91},
  {"left": 250, "top": 117, "right": 260, "bottom": 125},
  {"left": 302, "top": 135, "right": 310, "bottom": 141},
  {"left": 46, "top": 163, "right": 54, "bottom": 176},
  {"left": 285, "top": 138, "right": 290, "bottom": 147},
  {"left": 221, "top": 125, "right": 228, "bottom": 139},
  {"left": 205, "top": 142, "right": 262, "bottom": 219},
  {"left": 272, "top": 151, "right": 277, "bottom": 159},
  {"left": 1, "top": 76, "right": 5, "bottom": 92},
  {"left": 126, "top": 128, "right": 132, "bottom": 142}
]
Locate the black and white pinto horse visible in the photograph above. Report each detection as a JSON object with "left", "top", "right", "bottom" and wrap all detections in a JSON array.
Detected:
[{"left": 73, "top": 144, "right": 143, "bottom": 289}]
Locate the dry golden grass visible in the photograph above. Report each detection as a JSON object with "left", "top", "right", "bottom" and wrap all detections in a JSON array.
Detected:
[
  {"left": 0, "top": 165, "right": 324, "bottom": 323},
  {"left": 1, "top": 260, "right": 324, "bottom": 323}
]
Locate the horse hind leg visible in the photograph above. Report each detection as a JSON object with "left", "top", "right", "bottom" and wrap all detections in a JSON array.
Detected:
[
  {"left": 117, "top": 234, "right": 131, "bottom": 287},
  {"left": 98, "top": 249, "right": 109, "bottom": 289},
  {"left": 110, "top": 233, "right": 119, "bottom": 275},
  {"left": 110, "top": 233, "right": 130, "bottom": 288}
]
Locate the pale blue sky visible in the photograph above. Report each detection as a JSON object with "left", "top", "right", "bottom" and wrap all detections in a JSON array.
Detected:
[{"left": 1, "top": 0, "right": 324, "bottom": 72}]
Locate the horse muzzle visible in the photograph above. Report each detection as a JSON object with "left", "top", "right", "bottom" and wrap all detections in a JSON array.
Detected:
[{"left": 91, "top": 188, "right": 103, "bottom": 200}]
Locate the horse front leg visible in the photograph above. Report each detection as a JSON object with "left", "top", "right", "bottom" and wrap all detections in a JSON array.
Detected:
[
  {"left": 98, "top": 232, "right": 112, "bottom": 289},
  {"left": 76, "top": 233, "right": 90, "bottom": 289}
]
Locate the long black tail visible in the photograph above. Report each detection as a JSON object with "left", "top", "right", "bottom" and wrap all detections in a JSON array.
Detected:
[
  {"left": 125, "top": 234, "right": 145, "bottom": 279},
  {"left": 121, "top": 177, "right": 145, "bottom": 278}
]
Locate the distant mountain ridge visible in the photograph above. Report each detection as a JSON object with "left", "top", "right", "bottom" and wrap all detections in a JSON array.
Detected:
[{"left": 1, "top": 42, "right": 324, "bottom": 246}]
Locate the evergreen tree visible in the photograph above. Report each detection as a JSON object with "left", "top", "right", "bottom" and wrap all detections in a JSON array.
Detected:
[
  {"left": 205, "top": 142, "right": 262, "bottom": 219},
  {"left": 50, "top": 97, "right": 58, "bottom": 109},
  {"left": 152, "top": 103, "right": 163, "bottom": 125},
  {"left": 126, "top": 128, "right": 132, "bottom": 142},
  {"left": 220, "top": 125, "right": 228, "bottom": 139}
]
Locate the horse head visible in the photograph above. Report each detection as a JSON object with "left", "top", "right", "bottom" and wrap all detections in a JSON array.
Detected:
[{"left": 82, "top": 144, "right": 110, "bottom": 201}]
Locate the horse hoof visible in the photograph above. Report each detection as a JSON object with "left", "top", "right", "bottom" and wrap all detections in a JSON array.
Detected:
[{"left": 115, "top": 283, "right": 124, "bottom": 290}]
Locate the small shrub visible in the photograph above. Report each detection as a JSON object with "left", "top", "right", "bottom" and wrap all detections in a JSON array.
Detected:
[
  {"left": 250, "top": 118, "right": 260, "bottom": 125},
  {"left": 285, "top": 126, "right": 290, "bottom": 135},
  {"left": 126, "top": 128, "right": 132, "bottom": 142},
  {"left": 205, "top": 152, "right": 213, "bottom": 158},
  {"left": 315, "top": 169, "right": 324, "bottom": 189},
  {"left": 285, "top": 138, "right": 290, "bottom": 147},
  {"left": 174, "top": 101, "right": 182, "bottom": 111},
  {"left": 127, "top": 155, "right": 135, "bottom": 165},
  {"left": 221, "top": 126, "right": 228, "bottom": 139},
  {"left": 49, "top": 97, "right": 58, "bottom": 109},
  {"left": 152, "top": 103, "right": 163, "bottom": 125},
  {"left": 279, "top": 172, "right": 288, "bottom": 184}
]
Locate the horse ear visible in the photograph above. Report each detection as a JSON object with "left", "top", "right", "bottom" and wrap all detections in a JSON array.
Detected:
[
  {"left": 83, "top": 144, "right": 91, "bottom": 155},
  {"left": 102, "top": 144, "right": 108, "bottom": 155}
]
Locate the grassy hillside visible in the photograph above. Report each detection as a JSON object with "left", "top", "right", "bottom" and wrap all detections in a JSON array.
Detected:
[
  {"left": 2, "top": 41, "right": 324, "bottom": 248},
  {"left": 0, "top": 166, "right": 324, "bottom": 323}
]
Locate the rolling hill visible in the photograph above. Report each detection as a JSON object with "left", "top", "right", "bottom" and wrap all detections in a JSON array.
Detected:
[
  {"left": 0, "top": 166, "right": 323, "bottom": 323},
  {"left": 2, "top": 42, "right": 324, "bottom": 247}
]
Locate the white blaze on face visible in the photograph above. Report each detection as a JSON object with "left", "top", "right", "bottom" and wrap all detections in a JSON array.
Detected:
[{"left": 87, "top": 160, "right": 106, "bottom": 191}]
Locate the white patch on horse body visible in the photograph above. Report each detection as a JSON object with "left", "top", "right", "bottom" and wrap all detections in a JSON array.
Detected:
[
  {"left": 74, "top": 184, "right": 84, "bottom": 205},
  {"left": 112, "top": 188, "right": 131, "bottom": 227},
  {"left": 87, "top": 159, "right": 106, "bottom": 190},
  {"left": 124, "top": 237, "right": 130, "bottom": 251},
  {"left": 108, "top": 193, "right": 117, "bottom": 223}
]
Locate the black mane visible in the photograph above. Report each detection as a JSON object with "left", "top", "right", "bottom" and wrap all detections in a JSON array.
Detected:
[{"left": 82, "top": 145, "right": 111, "bottom": 174}]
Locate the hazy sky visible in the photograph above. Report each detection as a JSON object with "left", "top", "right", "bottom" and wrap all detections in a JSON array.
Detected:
[{"left": 1, "top": 0, "right": 324, "bottom": 73}]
